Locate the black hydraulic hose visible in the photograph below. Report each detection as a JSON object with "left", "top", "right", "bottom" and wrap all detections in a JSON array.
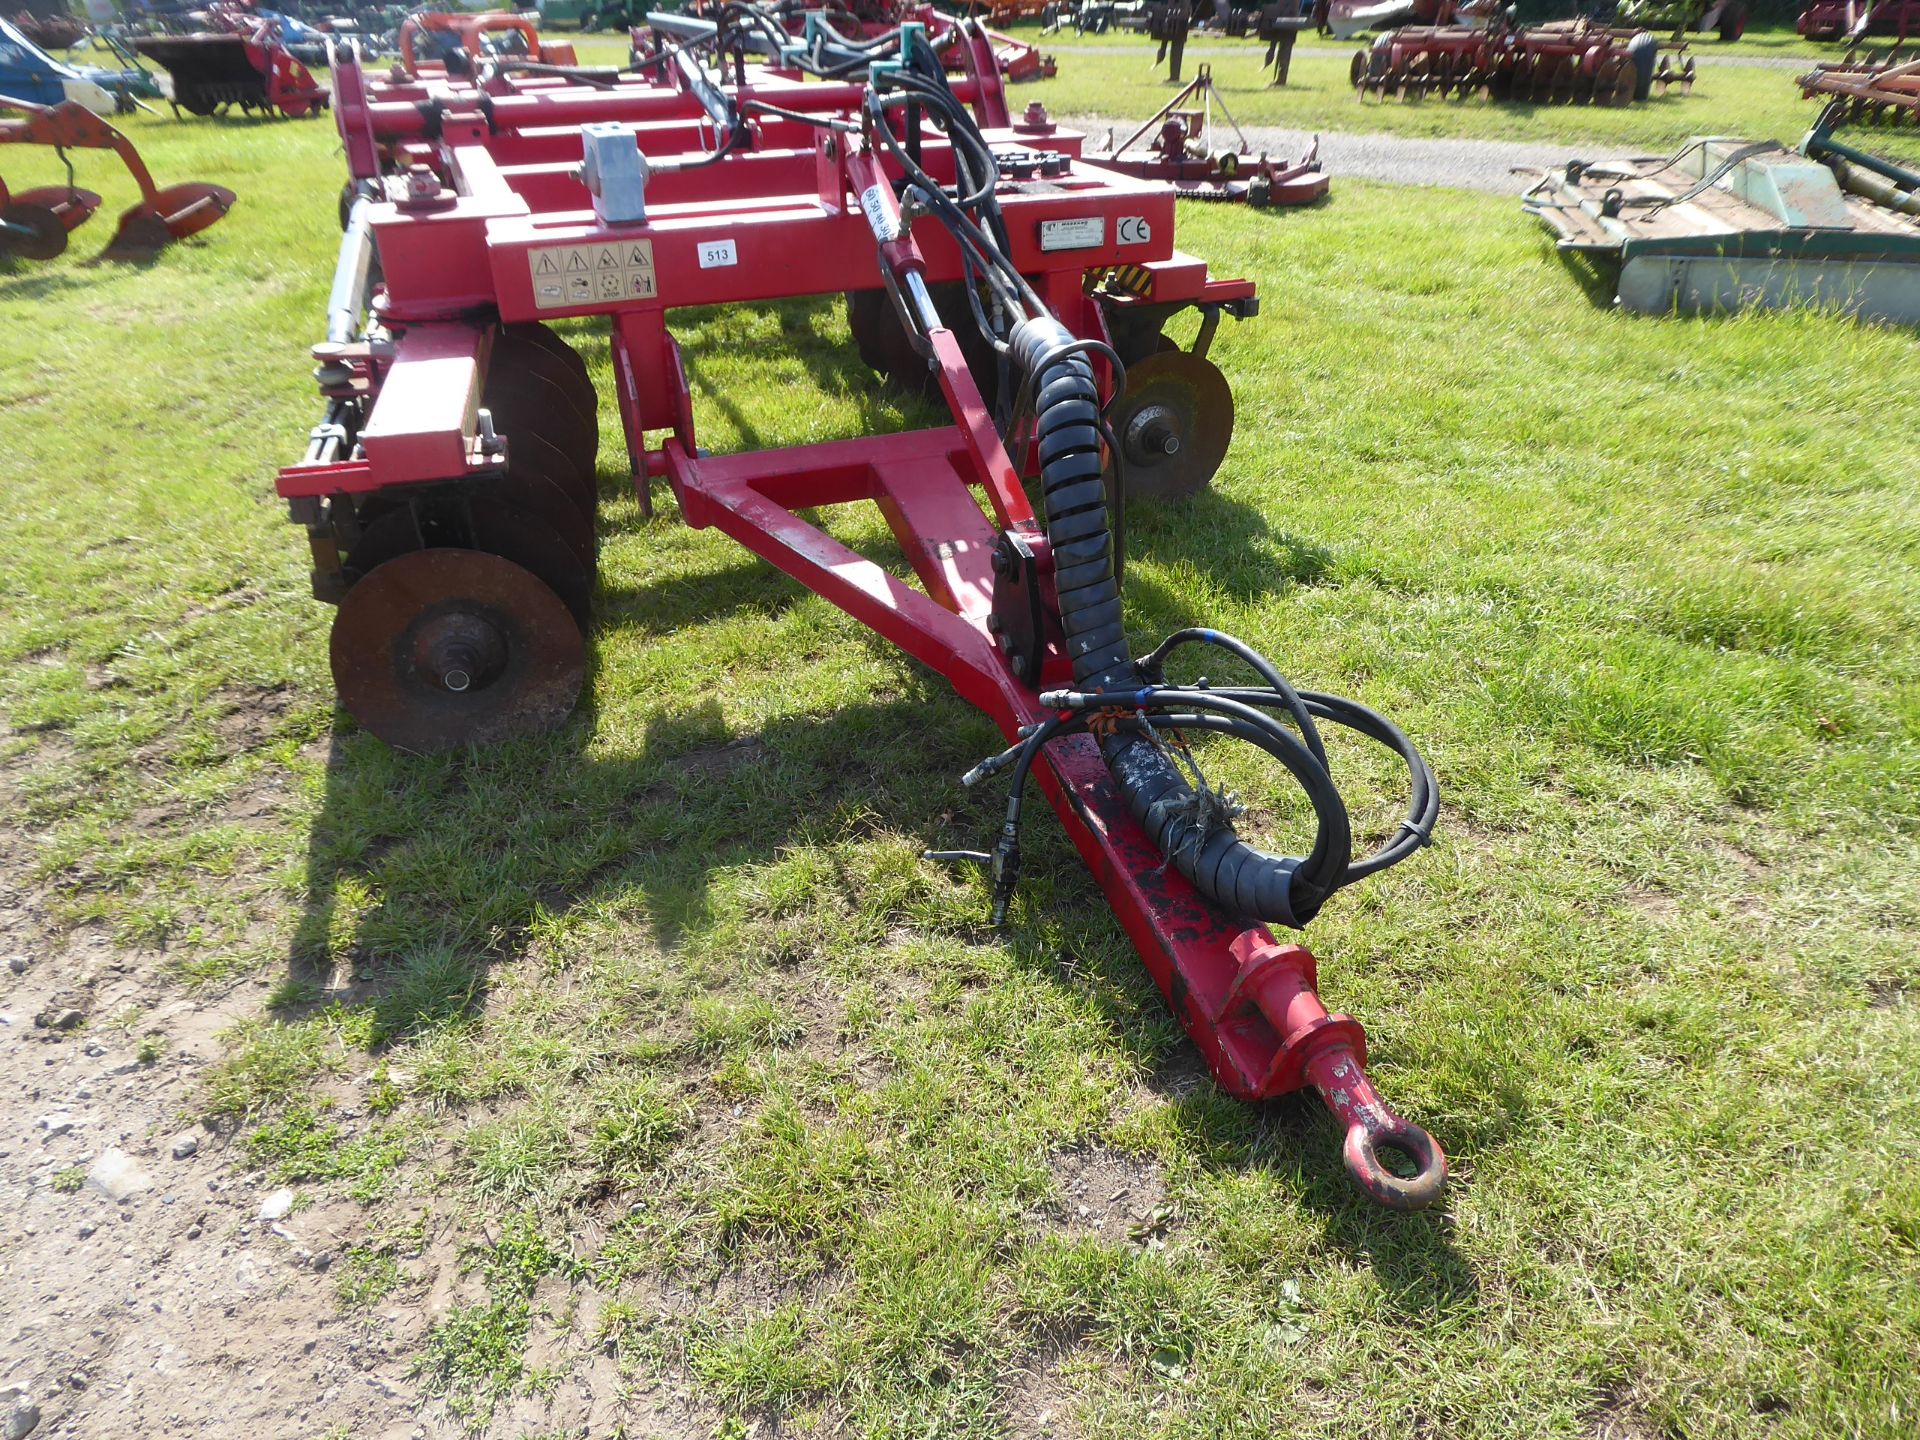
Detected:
[{"left": 1006, "top": 316, "right": 1437, "bottom": 928}]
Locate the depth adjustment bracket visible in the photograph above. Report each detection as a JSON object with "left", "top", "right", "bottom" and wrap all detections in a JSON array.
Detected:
[{"left": 987, "top": 527, "right": 1052, "bottom": 689}]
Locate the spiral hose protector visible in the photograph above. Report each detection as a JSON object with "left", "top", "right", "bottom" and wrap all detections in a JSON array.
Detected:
[{"left": 1010, "top": 318, "right": 1308, "bottom": 928}]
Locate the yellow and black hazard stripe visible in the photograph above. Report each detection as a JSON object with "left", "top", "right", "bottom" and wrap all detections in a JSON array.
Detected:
[{"left": 1082, "top": 263, "right": 1155, "bottom": 299}]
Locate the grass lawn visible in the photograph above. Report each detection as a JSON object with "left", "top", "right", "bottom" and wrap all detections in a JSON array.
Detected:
[
  {"left": 566, "top": 24, "right": 1833, "bottom": 147},
  {"left": 4, "top": 92, "right": 1920, "bottom": 1440},
  {"left": 1024, "top": 33, "right": 1825, "bottom": 145}
]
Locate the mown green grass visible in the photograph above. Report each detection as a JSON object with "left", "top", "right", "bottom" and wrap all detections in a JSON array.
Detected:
[
  {"left": 566, "top": 23, "right": 1829, "bottom": 147},
  {"left": 1028, "top": 34, "right": 1821, "bottom": 145},
  {"left": 4, "top": 99, "right": 1920, "bottom": 1439}
]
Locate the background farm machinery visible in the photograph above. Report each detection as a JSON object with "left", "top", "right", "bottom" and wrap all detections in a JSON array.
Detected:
[
  {"left": 1, "top": 14, "right": 170, "bottom": 111},
  {"left": 1131, "top": 1, "right": 1314, "bottom": 85},
  {"left": 0, "top": 91, "right": 233, "bottom": 257},
  {"left": 277, "top": 20, "right": 1448, "bottom": 1208},
  {"left": 1799, "top": 50, "right": 1920, "bottom": 120},
  {"left": 1353, "top": 18, "right": 1690, "bottom": 103},
  {"left": 1602, "top": 0, "right": 1746, "bottom": 41},
  {"left": 1084, "top": 65, "right": 1327, "bottom": 201},
  {"left": 132, "top": 0, "right": 328, "bottom": 115},
  {"left": 650, "top": 0, "right": 1058, "bottom": 82},
  {"left": 1525, "top": 75, "right": 1920, "bottom": 321},
  {"left": 1797, "top": 0, "right": 1920, "bottom": 41}
]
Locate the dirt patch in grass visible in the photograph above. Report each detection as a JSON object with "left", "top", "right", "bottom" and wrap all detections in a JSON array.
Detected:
[
  {"left": 213, "top": 682, "right": 299, "bottom": 747},
  {"left": 1624, "top": 886, "right": 1681, "bottom": 923},
  {"left": 1002, "top": 1359, "right": 1082, "bottom": 1439},
  {"left": 1034, "top": 1145, "right": 1170, "bottom": 1246},
  {"left": 1584, "top": 1381, "right": 1661, "bottom": 1440},
  {"left": 1867, "top": 980, "right": 1908, "bottom": 1010},
  {"left": 0, "top": 737, "right": 438, "bottom": 1439}
]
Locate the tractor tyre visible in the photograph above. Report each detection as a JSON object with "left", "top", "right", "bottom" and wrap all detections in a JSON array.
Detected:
[{"left": 1625, "top": 30, "right": 1658, "bottom": 101}]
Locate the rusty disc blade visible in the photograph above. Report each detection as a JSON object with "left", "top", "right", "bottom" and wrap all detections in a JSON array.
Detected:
[
  {"left": 0, "top": 203, "right": 70, "bottom": 261},
  {"left": 357, "top": 468, "right": 595, "bottom": 578},
  {"left": 846, "top": 285, "right": 1003, "bottom": 407},
  {"left": 483, "top": 365, "right": 595, "bottom": 514},
  {"left": 506, "top": 424, "right": 596, "bottom": 521},
  {"left": 476, "top": 360, "right": 593, "bottom": 509},
  {"left": 1114, "top": 350, "right": 1234, "bottom": 502},
  {"left": 330, "top": 548, "right": 584, "bottom": 753},
  {"left": 347, "top": 503, "right": 594, "bottom": 632}
]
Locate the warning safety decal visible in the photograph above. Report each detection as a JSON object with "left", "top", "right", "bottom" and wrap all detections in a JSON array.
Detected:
[{"left": 528, "top": 238, "right": 656, "bottom": 310}]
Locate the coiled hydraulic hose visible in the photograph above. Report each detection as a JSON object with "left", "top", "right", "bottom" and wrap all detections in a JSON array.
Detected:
[
  {"left": 851, "top": 49, "right": 1437, "bottom": 927},
  {"left": 960, "top": 318, "right": 1438, "bottom": 930}
]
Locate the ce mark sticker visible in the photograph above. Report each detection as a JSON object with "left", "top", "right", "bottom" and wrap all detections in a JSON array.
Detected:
[{"left": 1117, "top": 215, "right": 1153, "bottom": 246}]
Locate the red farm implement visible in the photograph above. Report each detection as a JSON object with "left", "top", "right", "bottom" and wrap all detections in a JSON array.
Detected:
[
  {"left": 0, "top": 93, "right": 234, "bottom": 258},
  {"left": 280, "top": 22, "right": 1448, "bottom": 1210},
  {"left": 1799, "top": 53, "right": 1920, "bottom": 120},
  {"left": 1083, "top": 66, "right": 1327, "bottom": 205},
  {"left": 1354, "top": 19, "right": 1691, "bottom": 104},
  {"left": 395, "top": 10, "right": 583, "bottom": 79},
  {"left": 1798, "top": 0, "right": 1920, "bottom": 42},
  {"left": 134, "top": 2, "right": 328, "bottom": 117},
  {"left": 662, "top": 1, "right": 1057, "bottom": 83}
]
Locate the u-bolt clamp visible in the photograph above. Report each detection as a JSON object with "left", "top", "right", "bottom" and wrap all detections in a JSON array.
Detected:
[{"left": 1220, "top": 932, "right": 1448, "bottom": 1211}]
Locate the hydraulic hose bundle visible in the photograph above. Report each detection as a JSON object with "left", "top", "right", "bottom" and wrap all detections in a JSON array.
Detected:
[{"left": 859, "top": 49, "right": 1439, "bottom": 930}]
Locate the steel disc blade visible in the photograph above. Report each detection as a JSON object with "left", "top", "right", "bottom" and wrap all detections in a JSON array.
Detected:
[
  {"left": 846, "top": 285, "right": 1002, "bottom": 407},
  {"left": 507, "top": 425, "right": 596, "bottom": 521},
  {"left": 0, "top": 204, "right": 69, "bottom": 261},
  {"left": 847, "top": 285, "right": 929, "bottom": 391},
  {"left": 356, "top": 470, "right": 595, "bottom": 578},
  {"left": 504, "top": 322, "right": 595, "bottom": 402},
  {"left": 495, "top": 471, "right": 596, "bottom": 574},
  {"left": 476, "top": 360, "right": 594, "bottom": 517},
  {"left": 330, "top": 548, "right": 584, "bottom": 753},
  {"left": 491, "top": 330, "right": 599, "bottom": 480},
  {"left": 347, "top": 503, "right": 594, "bottom": 632},
  {"left": 483, "top": 361, "right": 597, "bottom": 510},
  {"left": 1114, "top": 350, "right": 1234, "bottom": 501}
]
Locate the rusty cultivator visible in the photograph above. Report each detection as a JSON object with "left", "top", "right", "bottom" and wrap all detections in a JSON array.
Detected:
[
  {"left": 278, "top": 18, "right": 1451, "bottom": 1208},
  {"left": 1084, "top": 65, "right": 1327, "bottom": 206},
  {"left": 0, "top": 94, "right": 234, "bottom": 259},
  {"left": 1800, "top": 54, "right": 1920, "bottom": 123},
  {"left": 1354, "top": 19, "right": 1690, "bottom": 105}
]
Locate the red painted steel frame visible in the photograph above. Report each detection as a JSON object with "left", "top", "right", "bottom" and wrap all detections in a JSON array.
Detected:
[{"left": 281, "top": 48, "right": 1444, "bottom": 1208}]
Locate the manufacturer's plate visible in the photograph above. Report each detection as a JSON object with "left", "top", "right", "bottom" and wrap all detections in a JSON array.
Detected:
[{"left": 1039, "top": 216, "right": 1105, "bottom": 252}]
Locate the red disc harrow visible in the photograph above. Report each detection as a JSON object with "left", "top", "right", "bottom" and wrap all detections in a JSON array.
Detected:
[
  {"left": 1352, "top": 18, "right": 1693, "bottom": 105},
  {"left": 278, "top": 17, "right": 1449, "bottom": 1210}
]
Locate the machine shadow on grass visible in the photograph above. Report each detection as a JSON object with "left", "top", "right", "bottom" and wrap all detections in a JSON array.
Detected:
[
  {"left": 285, "top": 673, "right": 1490, "bottom": 1304},
  {"left": 1537, "top": 235, "right": 1626, "bottom": 312},
  {"left": 279, "top": 300, "right": 1484, "bottom": 1285}
]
